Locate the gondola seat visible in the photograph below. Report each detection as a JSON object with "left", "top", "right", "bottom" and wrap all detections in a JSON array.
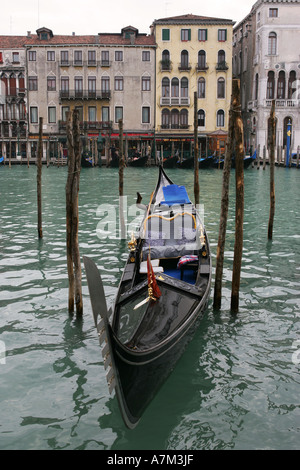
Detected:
[{"left": 177, "top": 255, "right": 199, "bottom": 280}]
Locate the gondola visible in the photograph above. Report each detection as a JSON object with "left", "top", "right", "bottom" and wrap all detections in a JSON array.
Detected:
[
  {"left": 0, "top": 156, "right": 4, "bottom": 165},
  {"left": 128, "top": 155, "right": 148, "bottom": 167},
  {"left": 162, "top": 155, "right": 179, "bottom": 168},
  {"left": 83, "top": 166, "right": 212, "bottom": 428},
  {"left": 81, "top": 154, "right": 93, "bottom": 167}
]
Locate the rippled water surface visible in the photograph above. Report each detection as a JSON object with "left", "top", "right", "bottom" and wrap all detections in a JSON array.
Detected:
[{"left": 0, "top": 164, "right": 299, "bottom": 450}]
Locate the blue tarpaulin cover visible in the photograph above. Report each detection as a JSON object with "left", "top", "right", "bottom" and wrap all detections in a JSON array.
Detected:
[{"left": 162, "top": 184, "right": 191, "bottom": 205}]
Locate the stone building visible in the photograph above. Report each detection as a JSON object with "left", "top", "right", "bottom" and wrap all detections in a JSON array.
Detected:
[
  {"left": 233, "top": 0, "right": 300, "bottom": 156},
  {"left": 0, "top": 36, "right": 27, "bottom": 160},
  {"left": 151, "top": 14, "right": 234, "bottom": 159}
]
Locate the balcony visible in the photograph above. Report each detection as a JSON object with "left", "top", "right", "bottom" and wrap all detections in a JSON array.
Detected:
[
  {"left": 216, "top": 61, "right": 229, "bottom": 71},
  {"left": 178, "top": 63, "right": 192, "bottom": 72},
  {"left": 160, "top": 124, "right": 190, "bottom": 130},
  {"left": 160, "top": 97, "right": 190, "bottom": 106},
  {"left": 59, "top": 90, "right": 111, "bottom": 100},
  {"left": 59, "top": 60, "right": 111, "bottom": 67},
  {"left": 160, "top": 60, "right": 172, "bottom": 72},
  {"left": 58, "top": 120, "right": 112, "bottom": 132},
  {"left": 264, "top": 99, "right": 299, "bottom": 108},
  {"left": 196, "top": 64, "right": 209, "bottom": 72}
]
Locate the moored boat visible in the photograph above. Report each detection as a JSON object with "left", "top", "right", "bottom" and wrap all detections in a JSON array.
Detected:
[{"left": 84, "top": 166, "right": 212, "bottom": 428}]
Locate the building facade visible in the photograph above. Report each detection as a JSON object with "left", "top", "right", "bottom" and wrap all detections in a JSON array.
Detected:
[
  {"left": 0, "top": 36, "right": 27, "bottom": 160},
  {"left": 233, "top": 0, "right": 300, "bottom": 156},
  {"left": 151, "top": 14, "right": 234, "bottom": 158}
]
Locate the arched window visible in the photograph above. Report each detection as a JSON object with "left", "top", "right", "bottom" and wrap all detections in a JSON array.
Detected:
[
  {"left": 180, "top": 50, "right": 189, "bottom": 69},
  {"left": 217, "top": 77, "right": 225, "bottom": 98},
  {"left": 171, "top": 78, "right": 179, "bottom": 97},
  {"left": 162, "top": 77, "right": 170, "bottom": 97},
  {"left": 288, "top": 70, "right": 296, "bottom": 99},
  {"left": 198, "top": 50, "right": 206, "bottom": 69},
  {"left": 277, "top": 71, "right": 286, "bottom": 99},
  {"left": 18, "top": 72, "right": 25, "bottom": 93},
  {"left": 268, "top": 32, "right": 277, "bottom": 55},
  {"left": 161, "top": 108, "right": 170, "bottom": 128},
  {"left": 217, "top": 109, "right": 225, "bottom": 127},
  {"left": 162, "top": 50, "right": 170, "bottom": 70},
  {"left": 9, "top": 72, "right": 17, "bottom": 96},
  {"left": 171, "top": 109, "right": 179, "bottom": 129},
  {"left": 180, "top": 109, "right": 188, "bottom": 128},
  {"left": 217, "top": 50, "right": 226, "bottom": 68},
  {"left": 180, "top": 77, "right": 188, "bottom": 97},
  {"left": 198, "top": 109, "right": 205, "bottom": 127},
  {"left": 198, "top": 77, "right": 205, "bottom": 98},
  {"left": 267, "top": 71, "right": 275, "bottom": 99}
]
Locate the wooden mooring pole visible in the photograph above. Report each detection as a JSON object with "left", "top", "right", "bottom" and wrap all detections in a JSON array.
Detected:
[
  {"left": 119, "top": 119, "right": 126, "bottom": 239},
  {"left": 66, "top": 110, "right": 83, "bottom": 315},
  {"left": 231, "top": 79, "right": 244, "bottom": 314},
  {"left": 194, "top": 91, "right": 199, "bottom": 206},
  {"left": 37, "top": 117, "right": 43, "bottom": 239},
  {"left": 213, "top": 91, "right": 235, "bottom": 310},
  {"left": 268, "top": 100, "right": 276, "bottom": 240}
]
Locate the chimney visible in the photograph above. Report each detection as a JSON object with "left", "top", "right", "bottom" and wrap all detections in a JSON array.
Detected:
[
  {"left": 72, "top": 32, "right": 75, "bottom": 36},
  {"left": 27, "top": 31, "right": 31, "bottom": 38}
]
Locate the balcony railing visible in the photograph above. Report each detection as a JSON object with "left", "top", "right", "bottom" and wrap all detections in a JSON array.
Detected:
[
  {"left": 160, "top": 97, "right": 190, "bottom": 106},
  {"left": 196, "top": 64, "right": 209, "bottom": 71},
  {"left": 178, "top": 63, "right": 192, "bottom": 71},
  {"left": 160, "top": 124, "right": 190, "bottom": 130},
  {"left": 58, "top": 120, "right": 112, "bottom": 131},
  {"left": 59, "top": 60, "right": 111, "bottom": 67},
  {"left": 265, "top": 99, "right": 299, "bottom": 108},
  {"left": 59, "top": 90, "right": 111, "bottom": 100},
  {"left": 216, "top": 61, "right": 229, "bottom": 71}
]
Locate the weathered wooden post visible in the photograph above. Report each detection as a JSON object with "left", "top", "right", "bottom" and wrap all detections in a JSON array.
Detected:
[
  {"left": 119, "top": 119, "right": 126, "bottom": 239},
  {"left": 37, "top": 117, "right": 43, "bottom": 239},
  {"left": 268, "top": 100, "right": 276, "bottom": 240},
  {"left": 231, "top": 79, "right": 244, "bottom": 314},
  {"left": 66, "top": 110, "right": 83, "bottom": 315},
  {"left": 213, "top": 91, "right": 234, "bottom": 310},
  {"left": 194, "top": 91, "right": 199, "bottom": 206},
  {"left": 9, "top": 138, "right": 11, "bottom": 168}
]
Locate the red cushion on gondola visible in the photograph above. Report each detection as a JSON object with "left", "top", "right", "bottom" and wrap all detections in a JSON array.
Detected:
[{"left": 177, "top": 255, "right": 198, "bottom": 269}]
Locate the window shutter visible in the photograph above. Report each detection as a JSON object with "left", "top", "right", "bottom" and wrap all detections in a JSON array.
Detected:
[
  {"left": 205, "top": 29, "right": 208, "bottom": 40},
  {"left": 188, "top": 29, "right": 191, "bottom": 41},
  {"left": 225, "top": 29, "right": 227, "bottom": 41}
]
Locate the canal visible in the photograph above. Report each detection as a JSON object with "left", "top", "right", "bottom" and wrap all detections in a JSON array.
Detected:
[{"left": 0, "top": 164, "right": 299, "bottom": 450}]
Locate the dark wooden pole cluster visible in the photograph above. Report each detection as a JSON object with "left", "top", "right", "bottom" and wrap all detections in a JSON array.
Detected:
[
  {"left": 66, "top": 110, "right": 83, "bottom": 315},
  {"left": 37, "top": 117, "right": 43, "bottom": 239},
  {"left": 213, "top": 79, "right": 244, "bottom": 314},
  {"left": 194, "top": 91, "right": 200, "bottom": 206},
  {"left": 118, "top": 119, "right": 126, "bottom": 239},
  {"left": 268, "top": 100, "right": 276, "bottom": 240}
]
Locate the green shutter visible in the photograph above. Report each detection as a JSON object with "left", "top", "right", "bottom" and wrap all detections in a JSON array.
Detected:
[
  {"left": 205, "top": 29, "right": 208, "bottom": 40},
  {"left": 162, "top": 29, "right": 170, "bottom": 41},
  {"left": 225, "top": 29, "right": 227, "bottom": 41},
  {"left": 188, "top": 29, "right": 191, "bottom": 41}
]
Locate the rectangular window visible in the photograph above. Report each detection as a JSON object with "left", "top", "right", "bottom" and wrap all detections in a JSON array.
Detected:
[
  {"left": 115, "top": 51, "right": 123, "bottom": 61},
  {"left": 162, "top": 29, "right": 170, "bottom": 41},
  {"left": 30, "top": 106, "right": 38, "bottom": 123},
  {"left": 74, "top": 50, "right": 82, "bottom": 65},
  {"left": 61, "top": 77, "right": 69, "bottom": 91},
  {"left": 142, "top": 51, "right": 150, "bottom": 61},
  {"left": 101, "top": 50, "right": 109, "bottom": 65},
  {"left": 198, "top": 29, "right": 207, "bottom": 41},
  {"left": 61, "top": 106, "right": 70, "bottom": 121},
  {"left": 269, "top": 8, "right": 278, "bottom": 17},
  {"left": 142, "top": 107, "right": 150, "bottom": 124},
  {"left": 61, "top": 51, "right": 69, "bottom": 65},
  {"left": 142, "top": 76, "right": 151, "bottom": 91},
  {"left": 115, "top": 106, "right": 123, "bottom": 123},
  {"left": 28, "top": 51, "right": 36, "bottom": 61},
  {"left": 88, "top": 50, "right": 96, "bottom": 65},
  {"left": 181, "top": 29, "right": 191, "bottom": 41},
  {"left": 102, "top": 106, "right": 109, "bottom": 122},
  {"left": 28, "top": 76, "right": 38, "bottom": 91},
  {"left": 75, "top": 77, "right": 83, "bottom": 97},
  {"left": 88, "top": 77, "right": 96, "bottom": 98},
  {"left": 47, "top": 51, "right": 55, "bottom": 61},
  {"left": 218, "top": 29, "right": 227, "bottom": 42},
  {"left": 115, "top": 76, "right": 123, "bottom": 91},
  {"left": 48, "top": 107, "right": 56, "bottom": 123},
  {"left": 47, "top": 77, "right": 56, "bottom": 91},
  {"left": 12, "top": 52, "right": 19, "bottom": 63},
  {"left": 88, "top": 106, "right": 97, "bottom": 122}
]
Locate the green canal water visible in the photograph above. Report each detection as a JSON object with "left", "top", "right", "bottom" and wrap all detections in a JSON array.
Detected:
[{"left": 0, "top": 164, "right": 299, "bottom": 450}]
